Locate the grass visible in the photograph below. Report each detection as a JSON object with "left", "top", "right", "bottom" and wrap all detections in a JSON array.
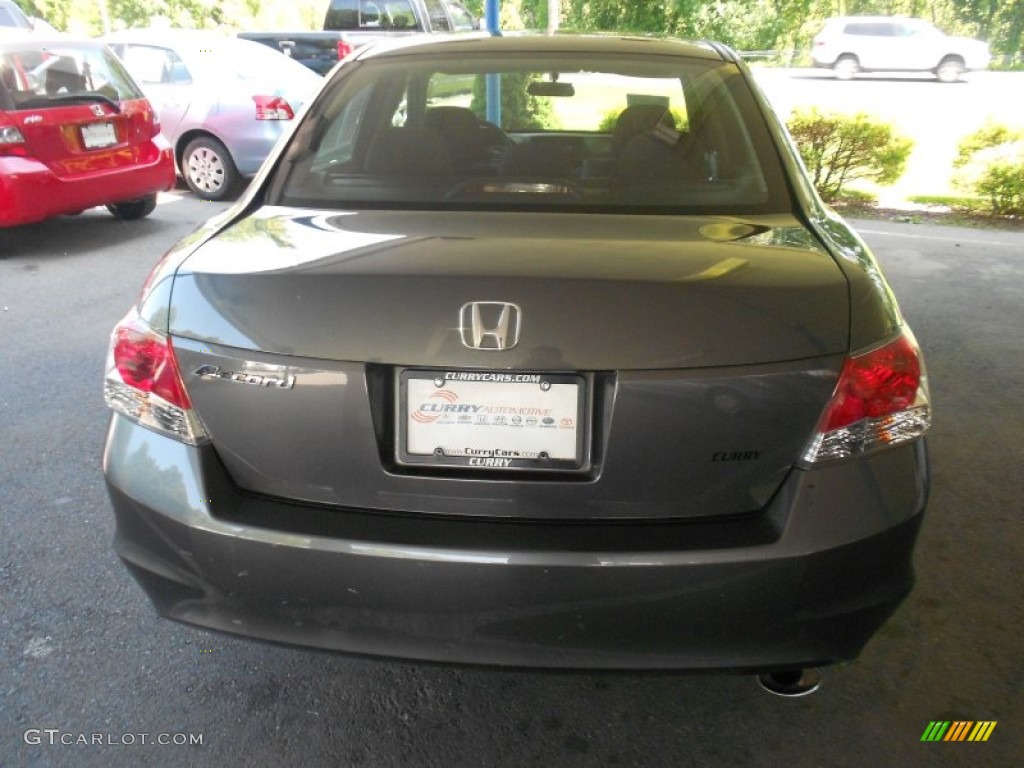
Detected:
[{"left": 907, "top": 194, "right": 986, "bottom": 211}]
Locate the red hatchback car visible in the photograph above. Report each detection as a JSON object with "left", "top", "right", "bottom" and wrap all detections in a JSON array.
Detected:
[{"left": 0, "top": 31, "right": 174, "bottom": 227}]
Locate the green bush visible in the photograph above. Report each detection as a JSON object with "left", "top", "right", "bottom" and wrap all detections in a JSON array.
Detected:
[
  {"left": 954, "top": 123, "right": 1024, "bottom": 215},
  {"left": 786, "top": 108, "right": 913, "bottom": 203},
  {"left": 954, "top": 121, "right": 1023, "bottom": 168},
  {"left": 957, "top": 144, "right": 1024, "bottom": 215}
]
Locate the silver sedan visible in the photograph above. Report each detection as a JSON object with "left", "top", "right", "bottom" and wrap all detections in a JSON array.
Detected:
[{"left": 104, "top": 28, "right": 321, "bottom": 200}]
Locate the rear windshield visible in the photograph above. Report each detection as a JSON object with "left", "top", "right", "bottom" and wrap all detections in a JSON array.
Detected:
[
  {"left": 110, "top": 37, "right": 318, "bottom": 90},
  {"left": 269, "top": 51, "right": 792, "bottom": 215},
  {"left": 325, "top": 0, "right": 425, "bottom": 32},
  {"left": 220, "top": 39, "right": 323, "bottom": 84},
  {"left": 0, "top": 41, "right": 143, "bottom": 110}
]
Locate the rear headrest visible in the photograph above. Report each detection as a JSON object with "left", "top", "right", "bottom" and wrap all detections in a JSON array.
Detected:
[
  {"left": 365, "top": 127, "right": 454, "bottom": 176},
  {"left": 423, "top": 106, "right": 480, "bottom": 134},
  {"left": 612, "top": 104, "right": 676, "bottom": 155},
  {"left": 45, "top": 56, "right": 86, "bottom": 95}
]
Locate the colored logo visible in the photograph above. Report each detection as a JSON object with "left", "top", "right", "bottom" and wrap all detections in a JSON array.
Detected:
[
  {"left": 921, "top": 721, "right": 997, "bottom": 742},
  {"left": 411, "top": 389, "right": 459, "bottom": 424}
]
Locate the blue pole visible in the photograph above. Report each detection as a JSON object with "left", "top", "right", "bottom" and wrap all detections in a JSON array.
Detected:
[
  {"left": 484, "top": 0, "right": 501, "bottom": 126},
  {"left": 484, "top": 0, "right": 499, "bottom": 33}
]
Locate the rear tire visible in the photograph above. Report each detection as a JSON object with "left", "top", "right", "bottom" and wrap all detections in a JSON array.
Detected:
[
  {"left": 106, "top": 195, "right": 158, "bottom": 221},
  {"left": 936, "top": 56, "right": 965, "bottom": 83},
  {"left": 183, "top": 136, "right": 240, "bottom": 201},
  {"left": 833, "top": 55, "right": 859, "bottom": 80}
]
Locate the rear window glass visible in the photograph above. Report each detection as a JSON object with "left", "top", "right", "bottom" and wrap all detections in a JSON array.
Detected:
[
  {"left": 444, "top": 1, "right": 476, "bottom": 31},
  {"left": 844, "top": 23, "right": 899, "bottom": 37},
  {"left": 421, "top": 0, "right": 451, "bottom": 31},
  {"left": 214, "top": 39, "right": 317, "bottom": 84},
  {"left": 111, "top": 37, "right": 319, "bottom": 90},
  {"left": 270, "top": 52, "right": 791, "bottom": 215},
  {"left": 326, "top": 0, "right": 424, "bottom": 31},
  {"left": 114, "top": 44, "right": 191, "bottom": 85},
  {"left": 0, "top": 42, "right": 142, "bottom": 110}
]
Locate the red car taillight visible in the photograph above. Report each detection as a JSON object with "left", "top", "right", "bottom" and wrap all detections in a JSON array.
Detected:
[
  {"left": 104, "top": 310, "right": 208, "bottom": 445},
  {"left": 802, "top": 330, "right": 931, "bottom": 464},
  {"left": 0, "top": 123, "right": 29, "bottom": 157},
  {"left": 253, "top": 95, "right": 295, "bottom": 120},
  {"left": 149, "top": 106, "right": 162, "bottom": 138},
  {"left": 337, "top": 40, "right": 355, "bottom": 60}
]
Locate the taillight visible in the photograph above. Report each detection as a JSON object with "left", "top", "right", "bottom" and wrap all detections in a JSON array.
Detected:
[
  {"left": 337, "top": 40, "right": 354, "bottom": 60},
  {"left": 802, "top": 330, "right": 930, "bottom": 464},
  {"left": 253, "top": 95, "right": 295, "bottom": 120},
  {"left": 104, "top": 310, "right": 208, "bottom": 444},
  {"left": 149, "top": 106, "right": 162, "bottom": 138},
  {"left": 0, "top": 123, "right": 29, "bottom": 157}
]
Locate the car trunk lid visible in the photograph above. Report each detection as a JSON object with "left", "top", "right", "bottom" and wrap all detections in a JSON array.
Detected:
[
  {"left": 167, "top": 208, "right": 849, "bottom": 521},
  {"left": 7, "top": 97, "right": 158, "bottom": 177}
]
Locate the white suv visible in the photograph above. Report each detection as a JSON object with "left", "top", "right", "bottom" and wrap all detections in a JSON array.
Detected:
[{"left": 812, "top": 16, "right": 990, "bottom": 82}]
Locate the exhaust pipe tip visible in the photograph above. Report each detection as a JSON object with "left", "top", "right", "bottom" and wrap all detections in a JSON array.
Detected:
[{"left": 757, "top": 668, "right": 822, "bottom": 697}]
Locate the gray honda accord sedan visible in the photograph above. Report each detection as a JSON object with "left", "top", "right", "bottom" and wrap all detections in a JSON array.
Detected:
[{"left": 103, "top": 34, "right": 930, "bottom": 690}]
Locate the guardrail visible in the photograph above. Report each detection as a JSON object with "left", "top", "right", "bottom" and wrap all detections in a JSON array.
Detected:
[{"left": 738, "top": 49, "right": 800, "bottom": 64}]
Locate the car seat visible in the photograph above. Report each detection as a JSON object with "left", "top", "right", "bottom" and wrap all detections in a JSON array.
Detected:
[
  {"left": 45, "top": 56, "right": 86, "bottom": 94},
  {"left": 364, "top": 126, "right": 454, "bottom": 176}
]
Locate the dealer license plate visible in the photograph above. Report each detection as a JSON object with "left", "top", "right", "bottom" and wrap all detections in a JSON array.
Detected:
[
  {"left": 81, "top": 122, "right": 117, "bottom": 149},
  {"left": 399, "top": 370, "right": 586, "bottom": 471}
]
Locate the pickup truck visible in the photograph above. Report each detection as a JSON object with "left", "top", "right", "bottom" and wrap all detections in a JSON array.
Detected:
[{"left": 239, "top": 0, "right": 478, "bottom": 75}]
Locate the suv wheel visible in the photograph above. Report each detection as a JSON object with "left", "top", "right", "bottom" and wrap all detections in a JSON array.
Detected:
[
  {"left": 106, "top": 195, "right": 158, "bottom": 220},
  {"left": 936, "top": 56, "right": 965, "bottom": 83},
  {"left": 833, "top": 55, "right": 859, "bottom": 80},
  {"left": 183, "top": 136, "right": 240, "bottom": 201}
]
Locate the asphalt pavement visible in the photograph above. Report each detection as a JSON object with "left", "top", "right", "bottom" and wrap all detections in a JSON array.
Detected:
[{"left": 1, "top": 194, "right": 1022, "bottom": 767}]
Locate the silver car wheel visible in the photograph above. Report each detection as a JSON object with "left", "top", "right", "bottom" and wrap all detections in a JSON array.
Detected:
[
  {"left": 187, "top": 145, "right": 225, "bottom": 195},
  {"left": 182, "top": 136, "right": 240, "bottom": 201}
]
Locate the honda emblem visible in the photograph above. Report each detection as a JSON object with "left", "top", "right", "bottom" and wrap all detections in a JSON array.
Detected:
[{"left": 459, "top": 302, "right": 521, "bottom": 351}]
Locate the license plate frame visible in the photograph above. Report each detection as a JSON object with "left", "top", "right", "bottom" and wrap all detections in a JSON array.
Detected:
[
  {"left": 81, "top": 121, "right": 117, "bottom": 149},
  {"left": 397, "top": 370, "right": 589, "bottom": 472}
]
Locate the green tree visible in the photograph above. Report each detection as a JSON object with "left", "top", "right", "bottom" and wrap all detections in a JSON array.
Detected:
[{"left": 470, "top": 73, "right": 556, "bottom": 130}]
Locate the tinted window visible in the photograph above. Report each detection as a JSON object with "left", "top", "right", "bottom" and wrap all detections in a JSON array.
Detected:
[
  {"left": 270, "top": 52, "right": 790, "bottom": 216},
  {"left": 421, "top": 0, "right": 452, "bottom": 31},
  {"left": 844, "top": 23, "right": 899, "bottom": 37},
  {"left": 115, "top": 45, "right": 191, "bottom": 85},
  {"left": 444, "top": 0, "right": 477, "bottom": 31},
  {"left": 326, "top": 0, "right": 423, "bottom": 31}
]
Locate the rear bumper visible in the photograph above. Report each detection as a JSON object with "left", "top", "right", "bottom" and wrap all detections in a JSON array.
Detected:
[
  {"left": 215, "top": 121, "right": 290, "bottom": 177},
  {"left": 103, "top": 414, "right": 928, "bottom": 671},
  {"left": 0, "top": 139, "right": 174, "bottom": 227}
]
